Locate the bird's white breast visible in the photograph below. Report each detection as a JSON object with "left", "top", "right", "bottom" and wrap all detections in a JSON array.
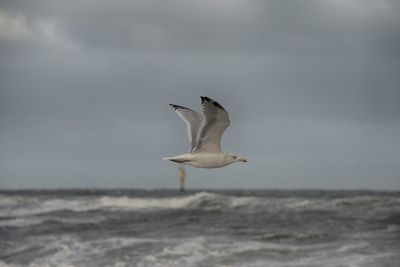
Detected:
[{"left": 190, "top": 153, "right": 230, "bottom": 168}]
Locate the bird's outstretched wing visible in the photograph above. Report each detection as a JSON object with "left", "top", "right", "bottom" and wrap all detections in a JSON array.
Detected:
[
  {"left": 193, "top": 96, "right": 230, "bottom": 153},
  {"left": 170, "top": 104, "right": 203, "bottom": 152}
]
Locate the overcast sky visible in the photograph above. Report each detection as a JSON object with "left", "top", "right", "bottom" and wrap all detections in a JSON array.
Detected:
[{"left": 1, "top": 0, "right": 399, "bottom": 190}]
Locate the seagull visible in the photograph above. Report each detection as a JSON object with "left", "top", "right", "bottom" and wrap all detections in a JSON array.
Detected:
[{"left": 164, "top": 96, "right": 247, "bottom": 168}]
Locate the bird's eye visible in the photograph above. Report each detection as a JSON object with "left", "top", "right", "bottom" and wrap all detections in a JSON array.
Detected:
[{"left": 232, "top": 155, "right": 237, "bottom": 159}]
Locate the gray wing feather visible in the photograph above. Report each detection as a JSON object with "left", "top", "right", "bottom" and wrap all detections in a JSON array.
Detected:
[
  {"left": 170, "top": 104, "right": 203, "bottom": 152},
  {"left": 193, "top": 96, "right": 230, "bottom": 153}
]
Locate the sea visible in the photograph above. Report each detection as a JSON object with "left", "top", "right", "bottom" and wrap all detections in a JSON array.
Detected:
[{"left": 0, "top": 189, "right": 399, "bottom": 267}]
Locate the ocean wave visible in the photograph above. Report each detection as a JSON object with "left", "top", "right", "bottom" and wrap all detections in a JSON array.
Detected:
[
  {"left": 0, "top": 217, "right": 43, "bottom": 228},
  {"left": 136, "top": 236, "right": 389, "bottom": 267},
  {"left": 1, "top": 233, "right": 397, "bottom": 267},
  {"left": 97, "top": 192, "right": 259, "bottom": 211},
  {"left": 332, "top": 195, "right": 385, "bottom": 206},
  {"left": 0, "top": 235, "right": 163, "bottom": 267},
  {"left": 98, "top": 192, "right": 209, "bottom": 210},
  {"left": 0, "top": 198, "right": 100, "bottom": 217},
  {"left": 1, "top": 192, "right": 399, "bottom": 218},
  {"left": 258, "top": 232, "right": 335, "bottom": 242},
  {"left": 0, "top": 196, "right": 40, "bottom": 212},
  {"left": 137, "top": 236, "right": 303, "bottom": 267},
  {"left": 0, "top": 196, "right": 19, "bottom": 206},
  {"left": 282, "top": 195, "right": 400, "bottom": 212},
  {"left": 3, "top": 235, "right": 295, "bottom": 267},
  {"left": 0, "top": 215, "right": 108, "bottom": 228},
  {"left": 0, "top": 192, "right": 260, "bottom": 217}
]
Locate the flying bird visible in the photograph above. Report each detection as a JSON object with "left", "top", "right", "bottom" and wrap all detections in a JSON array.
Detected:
[{"left": 164, "top": 96, "right": 247, "bottom": 168}]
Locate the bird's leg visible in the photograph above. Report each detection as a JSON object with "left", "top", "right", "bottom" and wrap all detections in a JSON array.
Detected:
[{"left": 178, "top": 165, "right": 186, "bottom": 192}]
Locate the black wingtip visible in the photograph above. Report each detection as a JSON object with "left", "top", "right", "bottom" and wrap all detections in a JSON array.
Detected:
[
  {"left": 201, "top": 96, "right": 212, "bottom": 104},
  {"left": 212, "top": 100, "right": 224, "bottom": 110},
  {"left": 200, "top": 96, "right": 225, "bottom": 110},
  {"left": 170, "top": 104, "right": 190, "bottom": 110}
]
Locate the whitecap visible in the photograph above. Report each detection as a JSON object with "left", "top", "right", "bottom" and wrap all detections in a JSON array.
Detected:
[{"left": 96, "top": 192, "right": 259, "bottom": 211}]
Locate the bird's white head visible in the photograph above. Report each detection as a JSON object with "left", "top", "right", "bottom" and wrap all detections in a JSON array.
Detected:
[{"left": 228, "top": 153, "right": 247, "bottom": 164}]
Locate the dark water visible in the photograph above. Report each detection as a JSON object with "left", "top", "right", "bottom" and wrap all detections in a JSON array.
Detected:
[{"left": 0, "top": 189, "right": 399, "bottom": 267}]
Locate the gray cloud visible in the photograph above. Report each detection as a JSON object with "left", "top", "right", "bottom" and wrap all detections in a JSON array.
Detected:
[{"left": 1, "top": 0, "right": 399, "bottom": 189}]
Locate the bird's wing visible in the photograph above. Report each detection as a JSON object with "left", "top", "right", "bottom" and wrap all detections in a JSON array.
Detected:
[
  {"left": 170, "top": 104, "right": 203, "bottom": 152},
  {"left": 193, "top": 96, "right": 230, "bottom": 153}
]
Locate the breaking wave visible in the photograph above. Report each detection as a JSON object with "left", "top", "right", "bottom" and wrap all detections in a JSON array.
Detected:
[
  {"left": 1, "top": 192, "right": 399, "bottom": 218},
  {"left": 1, "top": 235, "right": 392, "bottom": 267},
  {"left": 0, "top": 192, "right": 257, "bottom": 218}
]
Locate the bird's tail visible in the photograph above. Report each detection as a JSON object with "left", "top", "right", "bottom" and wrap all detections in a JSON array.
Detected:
[{"left": 163, "top": 155, "right": 190, "bottom": 164}]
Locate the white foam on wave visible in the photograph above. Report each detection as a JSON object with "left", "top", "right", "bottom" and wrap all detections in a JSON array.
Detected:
[
  {"left": 0, "top": 196, "right": 20, "bottom": 207},
  {"left": 0, "top": 217, "right": 43, "bottom": 227},
  {"left": 0, "top": 235, "right": 81, "bottom": 267},
  {"left": 138, "top": 236, "right": 378, "bottom": 267},
  {"left": 97, "top": 192, "right": 260, "bottom": 211},
  {"left": 111, "top": 194, "right": 398, "bottom": 213},
  {"left": 3, "top": 192, "right": 397, "bottom": 218},
  {"left": 2, "top": 233, "right": 397, "bottom": 267},
  {"left": 282, "top": 195, "right": 399, "bottom": 212},
  {"left": 0, "top": 192, "right": 350, "bottom": 218},
  {"left": 2, "top": 192, "right": 256, "bottom": 217},
  {"left": 0, "top": 192, "right": 267, "bottom": 229},
  {"left": 1, "top": 198, "right": 101, "bottom": 217},
  {"left": 332, "top": 195, "right": 382, "bottom": 206},
  {"left": 230, "top": 196, "right": 259, "bottom": 208},
  {"left": 0, "top": 213, "right": 107, "bottom": 228},
  {"left": 98, "top": 192, "right": 213, "bottom": 210},
  {"left": 1, "top": 234, "right": 163, "bottom": 267},
  {"left": 0, "top": 195, "right": 43, "bottom": 209},
  {"left": 337, "top": 241, "right": 369, "bottom": 253},
  {"left": 138, "top": 233, "right": 400, "bottom": 267},
  {"left": 139, "top": 236, "right": 214, "bottom": 267},
  {"left": 138, "top": 236, "right": 304, "bottom": 267}
]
